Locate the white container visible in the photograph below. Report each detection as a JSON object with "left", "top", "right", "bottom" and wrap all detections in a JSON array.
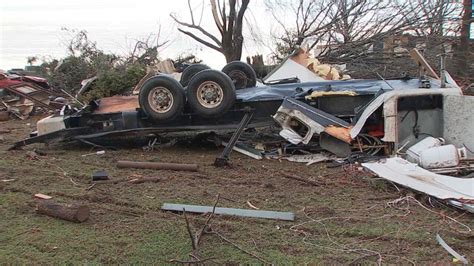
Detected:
[
  {"left": 37, "top": 115, "right": 65, "bottom": 135},
  {"left": 419, "top": 145, "right": 467, "bottom": 169},
  {"left": 406, "top": 137, "right": 444, "bottom": 163}
]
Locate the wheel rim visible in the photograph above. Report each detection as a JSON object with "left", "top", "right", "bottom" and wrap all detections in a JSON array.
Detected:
[
  {"left": 228, "top": 70, "right": 248, "bottom": 88},
  {"left": 148, "top": 87, "right": 174, "bottom": 113},
  {"left": 196, "top": 81, "right": 224, "bottom": 108}
]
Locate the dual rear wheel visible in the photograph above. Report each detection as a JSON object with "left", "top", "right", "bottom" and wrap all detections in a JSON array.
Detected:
[
  {"left": 139, "top": 61, "right": 256, "bottom": 121},
  {"left": 139, "top": 70, "right": 235, "bottom": 120}
]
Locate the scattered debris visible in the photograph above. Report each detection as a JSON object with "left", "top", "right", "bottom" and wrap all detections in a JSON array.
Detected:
[
  {"left": 214, "top": 111, "right": 254, "bottom": 167},
  {"left": 435, "top": 234, "right": 469, "bottom": 265},
  {"left": 362, "top": 157, "right": 474, "bottom": 213},
  {"left": 92, "top": 170, "right": 109, "bottom": 181},
  {"left": 117, "top": 160, "right": 198, "bottom": 172},
  {"left": 246, "top": 201, "right": 259, "bottom": 210},
  {"left": 270, "top": 153, "right": 334, "bottom": 165},
  {"left": 171, "top": 194, "right": 270, "bottom": 264},
  {"left": 128, "top": 176, "right": 161, "bottom": 184},
  {"left": 81, "top": 150, "right": 105, "bottom": 157},
  {"left": 26, "top": 150, "right": 40, "bottom": 160},
  {"left": 281, "top": 172, "right": 322, "bottom": 187},
  {"left": 36, "top": 201, "right": 90, "bottom": 223},
  {"left": 0, "top": 75, "right": 70, "bottom": 119},
  {"left": 221, "top": 141, "right": 263, "bottom": 160},
  {"left": 161, "top": 203, "right": 294, "bottom": 221},
  {"left": 274, "top": 97, "right": 352, "bottom": 145},
  {"left": 447, "top": 200, "right": 474, "bottom": 214},
  {"left": 34, "top": 193, "right": 52, "bottom": 200}
]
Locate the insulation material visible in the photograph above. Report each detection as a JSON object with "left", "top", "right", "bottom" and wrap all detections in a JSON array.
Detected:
[
  {"left": 305, "top": 90, "right": 357, "bottom": 100},
  {"left": 263, "top": 47, "right": 349, "bottom": 83},
  {"left": 264, "top": 57, "right": 324, "bottom": 83}
]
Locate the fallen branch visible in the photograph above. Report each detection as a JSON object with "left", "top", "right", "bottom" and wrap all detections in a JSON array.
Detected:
[
  {"left": 69, "top": 178, "right": 79, "bottom": 186},
  {"left": 169, "top": 257, "right": 216, "bottom": 264},
  {"left": 183, "top": 209, "right": 197, "bottom": 251},
  {"left": 210, "top": 230, "right": 270, "bottom": 264},
  {"left": 246, "top": 200, "right": 259, "bottom": 210},
  {"left": 281, "top": 172, "right": 323, "bottom": 186},
  {"left": 117, "top": 161, "right": 198, "bottom": 172},
  {"left": 173, "top": 194, "right": 220, "bottom": 263},
  {"left": 128, "top": 176, "right": 161, "bottom": 184},
  {"left": 195, "top": 194, "right": 220, "bottom": 246}
]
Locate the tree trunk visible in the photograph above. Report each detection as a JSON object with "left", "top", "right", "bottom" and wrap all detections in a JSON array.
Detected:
[
  {"left": 36, "top": 201, "right": 90, "bottom": 223},
  {"left": 458, "top": 0, "right": 472, "bottom": 77}
]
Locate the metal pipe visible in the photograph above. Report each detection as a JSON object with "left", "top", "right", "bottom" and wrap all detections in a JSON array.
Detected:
[{"left": 117, "top": 160, "right": 198, "bottom": 172}]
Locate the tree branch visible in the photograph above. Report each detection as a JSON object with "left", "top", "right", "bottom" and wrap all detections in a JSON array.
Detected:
[
  {"left": 170, "top": 14, "right": 223, "bottom": 47},
  {"left": 211, "top": 0, "right": 224, "bottom": 34},
  {"left": 177, "top": 28, "right": 223, "bottom": 52}
]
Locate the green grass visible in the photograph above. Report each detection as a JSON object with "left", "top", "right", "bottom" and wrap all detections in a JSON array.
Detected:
[{"left": 0, "top": 123, "right": 473, "bottom": 264}]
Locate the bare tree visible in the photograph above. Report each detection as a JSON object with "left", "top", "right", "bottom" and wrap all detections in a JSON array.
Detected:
[
  {"left": 266, "top": 0, "right": 440, "bottom": 61},
  {"left": 171, "top": 0, "right": 250, "bottom": 63},
  {"left": 408, "top": 0, "right": 462, "bottom": 37}
]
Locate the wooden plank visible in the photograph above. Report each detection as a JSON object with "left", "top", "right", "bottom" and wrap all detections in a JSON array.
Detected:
[
  {"left": 93, "top": 96, "right": 139, "bottom": 114},
  {"left": 409, "top": 48, "right": 440, "bottom": 79},
  {"left": 161, "top": 203, "right": 294, "bottom": 221}
]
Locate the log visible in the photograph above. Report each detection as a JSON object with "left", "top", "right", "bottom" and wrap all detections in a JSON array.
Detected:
[
  {"left": 117, "top": 160, "right": 198, "bottom": 172},
  {"left": 36, "top": 201, "right": 90, "bottom": 223},
  {"left": 128, "top": 176, "right": 161, "bottom": 184}
]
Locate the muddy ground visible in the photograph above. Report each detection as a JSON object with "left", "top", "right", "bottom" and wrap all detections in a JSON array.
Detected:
[{"left": 1, "top": 116, "right": 473, "bottom": 264}]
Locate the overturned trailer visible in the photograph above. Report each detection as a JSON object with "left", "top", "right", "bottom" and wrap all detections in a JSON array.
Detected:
[{"left": 10, "top": 49, "right": 471, "bottom": 161}]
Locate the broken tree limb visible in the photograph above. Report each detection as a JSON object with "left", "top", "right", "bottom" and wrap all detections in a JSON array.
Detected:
[
  {"left": 117, "top": 161, "right": 198, "bottom": 172},
  {"left": 34, "top": 193, "right": 52, "bottom": 200},
  {"left": 36, "top": 201, "right": 90, "bottom": 223},
  {"left": 128, "top": 176, "right": 161, "bottom": 184},
  {"left": 281, "top": 172, "right": 322, "bottom": 186}
]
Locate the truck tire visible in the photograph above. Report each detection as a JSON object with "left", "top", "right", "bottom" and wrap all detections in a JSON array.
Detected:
[
  {"left": 180, "top": 64, "right": 210, "bottom": 87},
  {"left": 221, "top": 61, "right": 257, "bottom": 89},
  {"left": 138, "top": 75, "right": 185, "bottom": 121},
  {"left": 186, "top": 70, "right": 236, "bottom": 117}
]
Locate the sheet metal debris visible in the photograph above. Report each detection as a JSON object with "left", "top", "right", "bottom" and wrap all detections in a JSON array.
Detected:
[
  {"left": 435, "top": 234, "right": 469, "bottom": 265},
  {"left": 161, "top": 203, "right": 295, "bottom": 221},
  {"left": 273, "top": 97, "right": 352, "bottom": 144},
  {"left": 269, "top": 153, "right": 334, "bottom": 165},
  {"left": 362, "top": 157, "right": 474, "bottom": 200}
]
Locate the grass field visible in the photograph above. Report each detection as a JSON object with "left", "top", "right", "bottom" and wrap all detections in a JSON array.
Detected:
[{"left": 1, "top": 116, "right": 473, "bottom": 264}]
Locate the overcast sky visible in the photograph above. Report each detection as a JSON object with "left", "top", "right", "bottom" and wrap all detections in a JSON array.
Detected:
[{"left": 0, "top": 0, "right": 273, "bottom": 70}]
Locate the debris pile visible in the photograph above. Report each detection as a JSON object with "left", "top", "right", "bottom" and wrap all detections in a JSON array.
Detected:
[{"left": 0, "top": 71, "right": 72, "bottom": 120}]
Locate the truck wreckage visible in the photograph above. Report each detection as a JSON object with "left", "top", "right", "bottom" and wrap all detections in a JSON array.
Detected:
[{"left": 8, "top": 49, "right": 474, "bottom": 213}]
